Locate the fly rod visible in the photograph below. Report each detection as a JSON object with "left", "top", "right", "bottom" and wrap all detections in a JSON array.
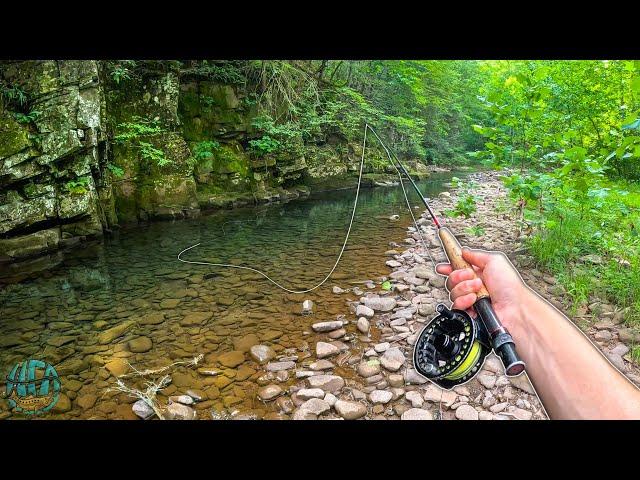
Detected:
[{"left": 366, "top": 125, "right": 525, "bottom": 386}]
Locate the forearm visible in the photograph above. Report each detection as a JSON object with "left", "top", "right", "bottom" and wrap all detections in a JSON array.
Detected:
[{"left": 506, "top": 288, "right": 640, "bottom": 419}]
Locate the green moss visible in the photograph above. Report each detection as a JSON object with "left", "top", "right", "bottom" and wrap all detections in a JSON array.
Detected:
[{"left": 0, "top": 111, "right": 31, "bottom": 158}]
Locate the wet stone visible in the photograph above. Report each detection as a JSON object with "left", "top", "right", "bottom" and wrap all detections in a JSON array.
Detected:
[
  {"left": 257, "top": 384, "right": 283, "bottom": 401},
  {"left": 401, "top": 408, "right": 433, "bottom": 420},
  {"left": 250, "top": 345, "right": 276, "bottom": 364},
  {"left": 334, "top": 400, "right": 367, "bottom": 420}
]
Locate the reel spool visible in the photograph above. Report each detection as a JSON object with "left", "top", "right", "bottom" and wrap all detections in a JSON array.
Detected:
[{"left": 413, "top": 304, "right": 491, "bottom": 389}]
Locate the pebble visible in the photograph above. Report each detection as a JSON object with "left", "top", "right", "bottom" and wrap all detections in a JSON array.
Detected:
[
  {"left": 311, "top": 321, "right": 344, "bottom": 333},
  {"left": 334, "top": 400, "right": 367, "bottom": 420},
  {"left": 165, "top": 402, "right": 197, "bottom": 420},
  {"left": 388, "top": 374, "right": 404, "bottom": 387},
  {"left": 296, "top": 388, "right": 326, "bottom": 400},
  {"left": 309, "top": 360, "right": 334, "bottom": 370},
  {"left": 250, "top": 344, "right": 276, "bottom": 364},
  {"left": 455, "top": 404, "right": 479, "bottom": 420},
  {"left": 357, "top": 360, "right": 381, "bottom": 378},
  {"left": 479, "top": 411, "right": 493, "bottom": 420},
  {"left": 257, "top": 385, "right": 283, "bottom": 401},
  {"left": 363, "top": 297, "right": 397, "bottom": 312},
  {"left": 379, "top": 347, "right": 406, "bottom": 372},
  {"left": 169, "top": 395, "right": 194, "bottom": 406},
  {"left": 611, "top": 343, "right": 630, "bottom": 357},
  {"left": 374, "top": 342, "right": 390, "bottom": 353},
  {"left": 404, "top": 368, "right": 428, "bottom": 385},
  {"left": 218, "top": 350, "right": 245, "bottom": 368},
  {"left": 423, "top": 384, "right": 457, "bottom": 407},
  {"left": 128, "top": 336, "right": 153, "bottom": 353},
  {"left": 356, "top": 305, "right": 374, "bottom": 318},
  {"left": 401, "top": 408, "right": 433, "bottom": 420},
  {"left": 266, "top": 361, "right": 296, "bottom": 372},
  {"left": 299, "top": 398, "right": 331, "bottom": 416},
  {"left": 478, "top": 373, "right": 496, "bottom": 389},
  {"left": 357, "top": 317, "right": 370, "bottom": 334},
  {"left": 406, "top": 391, "right": 424, "bottom": 407},
  {"left": 316, "top": 342, "right": 340, "bottom": 359},
  {"left": 369, "top": 390, "right": 393, "bottom": 404},
  {"left": 132, "top": 400, "right": 155, "bottom": 419},
  {"left": 307, "top": 375, "right": 345, "bottom": 393},
  {"left": 508, "top": 374, "right": 536, "bottom": 395}
]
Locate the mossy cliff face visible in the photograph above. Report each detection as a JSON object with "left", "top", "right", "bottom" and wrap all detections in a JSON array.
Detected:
[
  {"left": 0, "top": 61, "right": 111, "bottom": 262},
  {"left": 0, "top": 60, "right": 422, "bottom": 264}
]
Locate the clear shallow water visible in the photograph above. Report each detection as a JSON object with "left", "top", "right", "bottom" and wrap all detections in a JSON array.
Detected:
[{"left": 0, "top": 171, "right": 464, "bottom": 419}]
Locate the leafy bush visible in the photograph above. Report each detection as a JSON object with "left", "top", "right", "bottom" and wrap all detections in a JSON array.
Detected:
[
  {"left": 114, "top": 116, "right": 170, "bottom": 168},
  {"left": 193, "top": 140, "right": 221, "bottom": 161},
  {"left": 445, "top": 193, "right": 477, "bottom": 218}
]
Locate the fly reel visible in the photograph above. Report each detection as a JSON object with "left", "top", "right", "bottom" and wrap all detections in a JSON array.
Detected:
[{"left": 413, "top": 304, "right": 491, "bottom": 389}]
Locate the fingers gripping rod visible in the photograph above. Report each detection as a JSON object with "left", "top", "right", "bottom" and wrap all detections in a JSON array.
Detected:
[{"left": 368, "top": 124, "right": 525, "bottom": 376}]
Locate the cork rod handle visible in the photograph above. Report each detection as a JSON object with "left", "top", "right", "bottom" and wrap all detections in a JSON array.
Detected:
[{"left": 438, "top": 226, "right": 490, "bottom": 300}]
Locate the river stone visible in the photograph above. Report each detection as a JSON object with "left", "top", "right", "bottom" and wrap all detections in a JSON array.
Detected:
[
  {"left": 404, "top": 368, "right": 428, "bottom": 385},
  {"left": 414, "top": 267, "right": 445, "bottom": 288},
  {"left": 406, "top": 391, "right": 424, "bottom": 408},
  {"left": 160, "top": 299, "right": 180, "bottom": 309},
  {"left": 52, "top": 393, "right": 71, "bottom": 413},
  {"left": 307, "top": 375, "right": 345, "bottom": 393},
  {"left": 357, "top": 360, "right": 381, "bottom": 378},
  {"left": 266, "top": 361, "right": 296, "bottom": 372},
  {"left": 455, "top": 404, "right": 479, "bottom": 420},
  {"left": 292, "top": 409, "right": 318, "bottom": 420},
  {"left": 250, "top": 345, "right": 276, "bottom": 364},
  {"left": 312, "top": 320, "right": 343, "bottom": 332},
  {"left": 139, "top": 312, "right": 165, "bottom": 325},
  {"left": 300, "top": 398, "right": 331, "bottom": 416},
  {"left": 170, "top": 395, "right": 194, "bottom": 406},
  {"left": 235, "top": 365, "right": 256, "bottom": 381},
  {"left": 296, "top": 388, "right": 325, "bottom": 400},
  {"left": 309, "top": 360, "right": 334, "bottom": 370},
  {"left": 257, "top": 384, "right": 283, "bottom": 401},
  {"left": 105, "top": 358, "right": 130, "bottom": 377},
  {"left": 334, "top": 400, "right": 367, "bottom": 420},
  {"left": 356, "top": 305, "right": 374, "bottom": 318},
  {"left": 180, "top": 311, "right": 211, "bottom": 327},
  {"left": 401, "top": 408, "right": 433, "bottom": 420},
  {"left": 380, "top": 347, "right": 406, "bottom": 371},
  {"left": 611, "top": 343, "right": 630, "bottom": 357},
  {"left": 233, "top": 333, "right": 260, "bottom": 352},
  {"left": 165, "top": 402, "right": 197, "bottom": 420},
  {"left": 423, "top": 384, "right": 457, "bottom": 407},
  {"left": 132, "top": 399, "right": 155, "bottom": 419},
  {"left": 76, "top": 394, "right": 97, "bottom": 409},
  {"left": 509, "top": 374, "right": 536, "bottom": 395},
  {"left": 477, "top": 373, "right": 496, "bottom": 389},
  {"left": 316, "top": 341, "right": 339, "bottom": 359},
  {"left": 328, "top": 328, "right": 346, "bottom": 339},
  {"left": 369, "top": 389, "right": 393, "bottom": 404},
  {"left": 363, "top": 297, "right": 397, "bottom": 312},
  {"left": 98, "top": 321, "right": 135, "bottom": 345},
  {"left": 46, "top": 335, "right": 75, "bottom": 347},
  {"left": 128, "top": 336, "right": 153, "bottom": 353},
  {"left": 357, "top": 317, "right": 370, "bottom": 333},
  {"left": 374, "top": 342, "right": 390, "bottom": 353},
  {"left": 218, "top": 350, "right": 245, "bottom": 368}
]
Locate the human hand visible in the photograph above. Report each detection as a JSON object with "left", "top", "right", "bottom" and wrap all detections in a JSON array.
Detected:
[{"left": 435, "top": 247, "right": 529, "bottom": 331}]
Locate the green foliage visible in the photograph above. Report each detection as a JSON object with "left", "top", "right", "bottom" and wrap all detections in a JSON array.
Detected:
[
  {"left": 106, "top": 163, "right": 125, "bottom": 177},
  {"left": 193, "top": 140, "right": 221, "bottom": 161},
  {"left": 13, "top": 110, "right": 41, "bottom": 124},
  {"left": 464, "top": 225, "right": 486, "bottom": 236},
  {"left": 1, "top": 82, "right": 28, "bottom": 111},
  {"left": 474, "top": 60, "right": 640, "bottom": 323},
  {"left": 107, "top": 60, "right": 137, "bottom": 85},
  {"left": 64, "top": 176, "right": 90, "bottom": 195},
  {"left": 115, "top": 116, "right": 171, "bottom": 168},
  {"left": 445, "top": 193, "right": 477, "bottom": 218}
]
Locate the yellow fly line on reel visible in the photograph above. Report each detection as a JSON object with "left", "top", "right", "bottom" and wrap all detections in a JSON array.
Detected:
[{"left": 413, "top": 304, "right": 492, "bottom": 389}]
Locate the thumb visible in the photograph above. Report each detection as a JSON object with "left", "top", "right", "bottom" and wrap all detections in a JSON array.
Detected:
[{"left": 462, "top": 247, "right": 492, "bottom": 268}]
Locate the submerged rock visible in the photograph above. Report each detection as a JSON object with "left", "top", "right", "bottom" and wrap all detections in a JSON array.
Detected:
[{"left": 250, "top": 345, "right": 276, "bottom": 364}]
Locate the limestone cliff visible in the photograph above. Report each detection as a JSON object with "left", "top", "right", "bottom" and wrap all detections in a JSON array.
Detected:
[{"left": 0, "top": 60, "right": 424, "bottom": 264}]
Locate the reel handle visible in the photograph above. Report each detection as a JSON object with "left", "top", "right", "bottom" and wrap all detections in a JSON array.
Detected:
[{"left": 437, "top": 227, "right": 490, "bottom": 299}]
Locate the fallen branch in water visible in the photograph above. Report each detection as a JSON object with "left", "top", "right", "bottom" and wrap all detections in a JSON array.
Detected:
[{"left": 106, "top": 354, "right": 204, "bottom": 420}]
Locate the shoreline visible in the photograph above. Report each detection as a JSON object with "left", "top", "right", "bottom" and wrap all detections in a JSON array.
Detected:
[{"left": 252, "top": 170, "right": 640, "bottom": 420}]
